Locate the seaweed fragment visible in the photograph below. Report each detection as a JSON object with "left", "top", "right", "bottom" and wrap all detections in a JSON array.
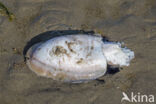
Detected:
[{"left": 0, "top": 2, "right": 15, "bottom": 21}]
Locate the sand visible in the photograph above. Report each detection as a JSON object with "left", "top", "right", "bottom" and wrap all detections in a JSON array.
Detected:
[{"left": 0, "top": 0, "right": 156, "bottom": 104}]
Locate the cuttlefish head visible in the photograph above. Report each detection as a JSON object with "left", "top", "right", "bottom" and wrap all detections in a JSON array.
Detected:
[{"left": 102, "top": 42, "right": 134, "bottom": 67}]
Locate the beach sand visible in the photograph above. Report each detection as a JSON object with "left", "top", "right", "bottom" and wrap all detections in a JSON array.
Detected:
[{"left": 0, "top": 0, "right": 156, "bottom": 104}]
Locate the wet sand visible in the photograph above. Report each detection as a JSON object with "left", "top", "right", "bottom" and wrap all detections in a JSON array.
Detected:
[{"left": 0, "top": 0, "right": 156, "bottom": 104}]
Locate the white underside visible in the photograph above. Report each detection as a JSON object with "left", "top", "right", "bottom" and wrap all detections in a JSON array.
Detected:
[{"left": 27, "top": 34, "right": 134, "bottom": 82}]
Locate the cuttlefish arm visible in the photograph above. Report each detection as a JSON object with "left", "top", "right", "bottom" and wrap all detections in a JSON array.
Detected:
[{"left": 102, "top": 42, "right": 134, "bottom": 67}]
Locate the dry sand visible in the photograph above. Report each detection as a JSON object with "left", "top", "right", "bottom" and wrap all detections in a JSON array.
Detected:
[{"left": 0, "top": 0, "right": 156, "bottom": 104}]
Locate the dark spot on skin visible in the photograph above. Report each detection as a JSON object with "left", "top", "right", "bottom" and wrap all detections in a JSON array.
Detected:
[
  {"left": 69, "top": 48, "right": 75, "bottom": 53},
  {"left": 50, "top": 46, "right": 69, "bottom": 57},
  {"left": 55, "top": 46, "right": 66, "bottom": 55},
  {"left": 76, "top": 58, "right": 84, "bottom": 64},
  {"left": 86, "top": 46, "right": 94, "bottom": 58},
  {"left": 65, "top": 41, "right": 76, "bottom": 53},
  {"left": 91, "top": 46, "right": 94, "bottom": 50}
]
